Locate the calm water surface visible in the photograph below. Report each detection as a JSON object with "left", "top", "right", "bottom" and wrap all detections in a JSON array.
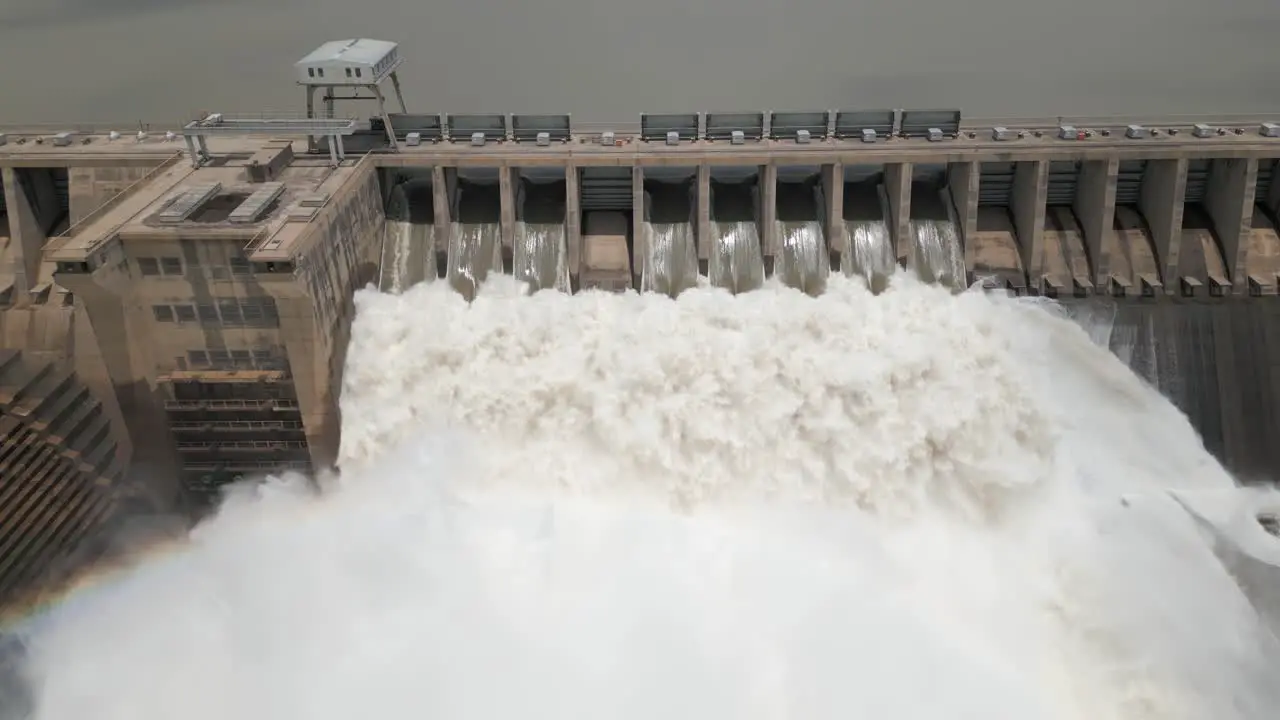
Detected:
[{"left": 1, "top": 0, "right": 1278, "bottom": 125}]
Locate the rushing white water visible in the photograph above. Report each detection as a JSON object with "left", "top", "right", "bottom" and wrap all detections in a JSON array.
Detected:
[
  {"left": 774, "top": 221, "right": 828, "bottom": 296},
  {"left": 639, "top": 222, "right": 698, "bottom": 297},
  {"left": 513, "top": 222, "right": 571, "bottom": 293},
  {"left": 379, "top": 216, "right": 436, "bottom": 294},
  {"left": 909, "top": 219, "right": 966, "bottom": 290},
  {"left": 845, "top": 219, "right": 895, "bottom": 293},
  {"left": 707, "top": 220, "right": 765, "bottom": 294},
  {"left": 447, "top": 222, "right": 503, "bottom": 300},
  {"left": 12, "top": 273, "right": 1280, "bottom": 720}
]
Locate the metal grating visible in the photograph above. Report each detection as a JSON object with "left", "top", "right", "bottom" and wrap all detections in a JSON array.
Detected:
[
  {"left": 768, "top": 111, "right": 829, "bottom": 140},
  {"left": 53, "top": 169, "right": 70, "bottom": 217},
  {"left": 900, "top": 109, "right": 961, "bottom": 138},
  {"left": 1184, "top": 159, "right": 1210, "bottom": 204},
  {"left": 445, "top": 114, "right": 507, "bottom": 142},
  {"left": 978, "top": 162, "right": 1015, "bottom": 206},
  {"left": 1115, "top": 160, "right": 1147, "bottom": 205},
  {"left": 1256, "top": 160, "right": 1275, "bottom": 207},
  {"left": 640, "top": 113, "right": 700, "bottom": 142},
  {"left": 512, "top": 114, "right": 572, "bottom": 143},
  {"left": 1046, "top": 161, "right": 1081, "bottom": 206},
  {"left": 158, "top": 183, "right": 223, "bottom": 224},
  {"left": 705, "top": 112, "right": 765, "bottom": 141},
  {"left": 833, "top": 110, "right": 894, "bottom": 139},
  {"left": 228, "top": 182, "right": 285, "bottom": 224},
  {"left": 580, "top": 168, "right": 633, "bottom": 210}
]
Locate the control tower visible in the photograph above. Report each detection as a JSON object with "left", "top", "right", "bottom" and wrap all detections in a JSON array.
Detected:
[{"left": 295, "top": 39, "right": 408, "bottom": 151}]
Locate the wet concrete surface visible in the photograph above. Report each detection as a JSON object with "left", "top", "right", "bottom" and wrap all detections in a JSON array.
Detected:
[{"left": 1067, "top": 296, "right": 1280, "bottom": 482}]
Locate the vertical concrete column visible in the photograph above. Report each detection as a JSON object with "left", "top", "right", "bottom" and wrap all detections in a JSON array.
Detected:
[
  {"left": 56, "top": 265, "right": 181, "bottom": 485},
  {"left": 432, "top": 166, "right": 450, "bottom": 257},
  {"left": 946, "top": 162, "right": 979, "bottom": 245},
  {"left": 1011, "top": 161, "right": 1048, "bottom": 277},
  {"left": 1138, "top": 158, "right": 1187, "bottom": 290},
  {"left": 1204, "top": 158, "right": 1257, "bottom": 290},
  {"left": 697, "top": 164, "right": 711, "bottom": 258},
  {"left": 821, "top": 163, "right": 844, "bottom": 255},
  {"left": 632, "top": 166, "right": 646, "bottom": 274},
  {"left": 3, "top": 167, "right": 44, "bottom": 300},
  {"left": 499, "top": 165, "right": 516, "bottom": 250},
  {"left": 759, "top": 163, "right": 778, "bottom": 255},
  {"left": 565, "top": 165, "right": 582, "bottom": 281},
  {"left": 885, "top": 163, "right": 912, "bottom": 261},
  {"left": 1075, "top": 159, "right": 1118, "bottom": 286}
]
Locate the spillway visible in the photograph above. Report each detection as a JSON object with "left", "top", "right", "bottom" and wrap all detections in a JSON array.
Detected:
[
  {"left": 379, "top": 181, "right": 437, "bottom": 293},
  {"left": 514, "top": 223, "right": 570, "bottom": 293},
  {"left": 845, "top": 220, "right": 895, "bottom": 292},
  {"left": 12, "top": 273, "right": 1280, "bottom": 720},
  {"left": 774, "top": 221, "right": 828, "bottom": 296}
]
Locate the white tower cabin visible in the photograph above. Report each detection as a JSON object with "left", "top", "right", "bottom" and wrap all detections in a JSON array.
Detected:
[{"left": 295, "top": 38, "right": 408, "bottom": 150}]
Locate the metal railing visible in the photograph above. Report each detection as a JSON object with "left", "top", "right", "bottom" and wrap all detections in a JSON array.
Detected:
[
  {"left": 6, "top": 111, "right": 1278, "bottom": 146},
  {"left": 57, "top": 151, "right": 184, "bottom": 242}
]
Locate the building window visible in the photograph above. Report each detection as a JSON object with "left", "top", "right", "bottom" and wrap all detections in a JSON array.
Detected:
[
  {"left": 174, "top": 304, "right": 196, "bottom": 323},
  {"left": 196, "top": 304, "right": 219, "bottom": 325},
  {"left": 218, "top": 299, "right": 243, "bottom": 326},
  {"left": 317, "top": 68, "right": 324, "bottom": 78},
  {"left": 355, "top": 68, "right": 362, "bottom": 78},
  {"left": 209, "top": 266, "right": 229, "bottom": 280},
  {"left": 137, "top": 257, "right": 160, "bottom": 276},
  {"left": 152, "top": 305, "right": 174, "bottom": 322},
  {"left": 344, "top": 68, "right": 352, "bottom": 78},
  {"left": 307, "top": 68, "right": 315, "bottom": 78},
  {"left": 231, "top": 350, "right": 252, "bottom": 369},
  {"left": 229, "top": 257, "right": 253, "bottom": 276},
  {"left": 160, "top": 257, "right": 183, "bottom": 275},
  {"left": 208, "top": 350, "right": 231, "bottom": 368},
  {"left": 187, "top": 350, "right": 210, "bottom": 368}
]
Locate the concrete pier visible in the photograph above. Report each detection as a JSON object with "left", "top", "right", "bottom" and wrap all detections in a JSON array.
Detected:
[
  {"left": 1012, "top": 161, "right": 1048, "bottom": 291},
  {"left": 1075, "top": 159, "right": 1118, "bottom": 290},
  {"left": 885, "top": 163, "right": 911, "bottom": 262}
]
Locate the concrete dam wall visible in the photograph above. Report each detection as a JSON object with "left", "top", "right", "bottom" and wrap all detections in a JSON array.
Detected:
[{"left": 1068, "top": 297, "right": 1280, "bottom": 481}]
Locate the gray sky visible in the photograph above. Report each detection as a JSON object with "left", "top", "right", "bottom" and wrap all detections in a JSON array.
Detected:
[{"left": 1, "top": 0, "right": 1278, "bottom": 126}]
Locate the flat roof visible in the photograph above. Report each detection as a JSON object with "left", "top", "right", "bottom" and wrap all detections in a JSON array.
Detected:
[
  {"left": 296, "top": 39, "right": 396, "bottom": 67},
  {"left": 46, "top": 140, "right": 356, "bottom": 263}
]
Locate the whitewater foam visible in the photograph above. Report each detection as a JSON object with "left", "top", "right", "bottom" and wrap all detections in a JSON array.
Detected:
[{"left": 11, "top": 273, "right": 1280, "bottom": 720}]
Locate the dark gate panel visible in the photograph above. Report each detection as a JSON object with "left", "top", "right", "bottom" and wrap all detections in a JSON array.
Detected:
[
  {"left": 1115, "top": 161, "right": 1148, "bottom": 205},
  {"left": 900, "top": 109, "right": 961, "bottom": 138},
  {"left": 1046, "top": 161, "right": 1081, "bottom": 206},
  {"left": 445, "top": 114, "right": 508, "bottom": 142},
  {"left": 1184, "top": 159, "right": 1210, "bottom": 204},
  {"left": 580, "top": 167, "right": 633, "bottom": 211},
  {"left": 640, "top": 113, "right": 700, "bottom": 142},
  {"left": 978, "top": 162, "right": 1015, "bottom": 206},
  {"left": 769, "top": 111, "right": 829, "bottom": 140},
  {"left": 704, "top": 112, "right": 764, "bottom": 141},
  {"left": 833, "top": 110, "right": 894, "bottom": 139},
  {"left": 512, "top": 114, "right": 572, "bottom": 143}
]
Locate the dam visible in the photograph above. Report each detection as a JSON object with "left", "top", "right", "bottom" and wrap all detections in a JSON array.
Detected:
[{"left": 0, "top": 37, "right": 1279, "bottom": 614}]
